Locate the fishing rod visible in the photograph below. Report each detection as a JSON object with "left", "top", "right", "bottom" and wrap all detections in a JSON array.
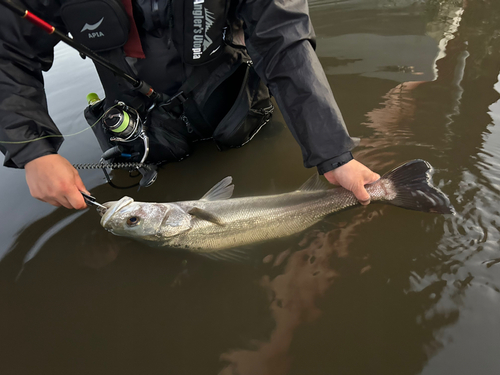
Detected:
[
  {"left": 1, "top": 0, "right": 163, "bottom": 188},
  {"left": 0, "top": 0, "right": 163, "bottom": 102}
]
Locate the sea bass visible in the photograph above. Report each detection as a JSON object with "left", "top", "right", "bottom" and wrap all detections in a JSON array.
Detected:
[{"left": 99, "top": 160, "right": 453, "bottom": 259}]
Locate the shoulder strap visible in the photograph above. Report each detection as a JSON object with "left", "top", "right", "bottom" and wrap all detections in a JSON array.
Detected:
[{"left": 160, "top": 64, "right": 212, "bottom": 110}]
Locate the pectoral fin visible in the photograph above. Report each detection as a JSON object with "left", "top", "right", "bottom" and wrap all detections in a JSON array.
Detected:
[
  {"left": 199, "top": 248, "right": 252, "bottom": 263},
  {"left": 188, "top": 207, "right": 225, "bottom": 226}
]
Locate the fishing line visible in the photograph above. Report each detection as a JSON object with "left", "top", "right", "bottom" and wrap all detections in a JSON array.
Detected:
[{"left": 0, "top": 103, "right": 119, "bottom": 145}]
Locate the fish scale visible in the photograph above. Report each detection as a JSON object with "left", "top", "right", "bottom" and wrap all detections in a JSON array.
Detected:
[{"left": 173, "top": 190, "right": 348, "bottom": 250}]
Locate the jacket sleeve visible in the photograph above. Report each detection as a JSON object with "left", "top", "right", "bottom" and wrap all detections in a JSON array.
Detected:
[
  {"left": 0, "top": 2, "right": 66, "bottom": 168},
  {"left": 235, "top": 0, "right": 358, "bottom": 173}
]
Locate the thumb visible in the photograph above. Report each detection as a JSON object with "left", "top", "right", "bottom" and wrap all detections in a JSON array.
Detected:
[
  {"left": 74, "top": 172, "right": 89, "bottom": 195},
  {"left": 352, "top": 184, "right": 371, "bottom": 205},
  {"left": 367, "top": 172, "right": 381, "bottom": 184}
]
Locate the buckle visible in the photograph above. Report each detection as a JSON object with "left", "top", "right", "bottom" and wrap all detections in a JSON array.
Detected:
[{"left": 162, "top": 91, "right": 187, "bottom": 110}]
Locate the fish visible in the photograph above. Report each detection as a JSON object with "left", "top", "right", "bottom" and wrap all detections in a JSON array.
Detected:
[{"left": 99, "top": 159, "right": 453, "bottom": 260}]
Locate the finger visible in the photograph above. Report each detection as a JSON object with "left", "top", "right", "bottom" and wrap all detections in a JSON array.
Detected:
[
  {"left": 66, "top": 188, "right": 87, "bottom": 210},
  {"left": 362, "top": 173, "right": 381, "bottom": 188},
  {"left": 41, "top": 197, "right": 62, "bottom": 207},
  {"left": 74, "top": 175, "right": 90, "bottom": 207},
  {"left": 70, "top": 171, "right": 88, "bottom": 209},
  {"left": 74, "top": 173, "right": 90, "bottom": 195},
  {"left": 366, "top": 173, "right": 381, "bottom": 184},
  {"left": 359, "top": 198, "right": 371, "bottom": 206},
  {"left": 323, "top": 171, "right": 338, "bottom": 186},
  {"left": 353, "top": 184, "right": 371, "bottom": 205},
  {"left": 58, "top": 196, "right": 75, "bottom": 209}
]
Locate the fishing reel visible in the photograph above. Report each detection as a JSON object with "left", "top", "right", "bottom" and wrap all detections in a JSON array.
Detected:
[
  {"left": 100, "top": 102, "right": 157, "bottom": 188},
  {"left": 102, "top": 102, "right": 148, "bottom": 158}
]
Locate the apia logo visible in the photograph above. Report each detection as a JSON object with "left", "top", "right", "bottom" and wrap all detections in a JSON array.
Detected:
[
  {"left": 88, "top": 32, "right": 105, "bottom": 38},
  {"left": 81, "top": 17, "right": 104, "bottom": 32}
]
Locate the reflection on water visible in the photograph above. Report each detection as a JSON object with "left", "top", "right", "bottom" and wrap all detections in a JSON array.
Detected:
[
  {"left": 220, "top": 230, "right": 343, "bottom": 375},
  {"left": 219, "top": 213, "right": 375, "bottom": 375},
  {"left": 1, "top": 0, "right": 500, "bottom": 374}
]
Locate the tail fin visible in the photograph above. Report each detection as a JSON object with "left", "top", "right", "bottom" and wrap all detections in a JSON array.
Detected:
[{"left": 382, "top": 159, "right": 454, "bottom": 214}]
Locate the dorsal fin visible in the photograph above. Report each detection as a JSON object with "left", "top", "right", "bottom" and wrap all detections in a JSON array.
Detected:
[
  {"left": 200, "top": 177, "right": 234, "bottom": 201},
  {"left": 297, "top": 174, "right": 330, "bottom": 192}
]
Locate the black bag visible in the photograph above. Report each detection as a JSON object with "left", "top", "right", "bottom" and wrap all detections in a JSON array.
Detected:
[
  {"left": 84, "top": 46, "right": 273, "bottom": 165},
  {"left": 161, "top": 45, "right": 274, "bottom": 150},
  {"left": 212, "top": 67, "right": 274, "bottom": 150},
  {"left": 60, "top": 0, "right": 130, "bottom": 52}
]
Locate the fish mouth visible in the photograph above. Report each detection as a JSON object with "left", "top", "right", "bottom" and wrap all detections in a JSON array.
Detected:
[{"left": 100, "top": 197, "right": 134, "bottom": 228}]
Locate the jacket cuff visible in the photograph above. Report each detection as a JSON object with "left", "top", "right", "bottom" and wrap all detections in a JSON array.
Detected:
[
  {"left": 3, "top": 139, "right": 60, "bottom": 169},
  {"left": 316, "top": 152, "right": 353, "bottom": 175}
]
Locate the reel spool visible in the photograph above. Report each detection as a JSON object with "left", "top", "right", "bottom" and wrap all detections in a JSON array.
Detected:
[
  {"left": 103, "top": 105, "right": 141, "bottom": 142},
  {"left": 97, "top": 101, "right": 157, "bottom": 188}
]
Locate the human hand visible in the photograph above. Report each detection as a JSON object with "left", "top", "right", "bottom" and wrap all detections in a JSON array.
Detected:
[
  {"left": 324, "top": 159, "right": 380, "bottom": 205},
  {"left": 25, "top": 154, "right": 88, "bottom": 209}
]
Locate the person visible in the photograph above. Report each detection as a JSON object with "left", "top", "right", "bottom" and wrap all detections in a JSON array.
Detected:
[{"left": 0, "top": 0, "right": 379, "bottom": 210}]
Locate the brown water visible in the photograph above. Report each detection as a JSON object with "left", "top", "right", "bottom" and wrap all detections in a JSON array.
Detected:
[{"left": 1, "top": 0, "right": 500, "bottom": 374}]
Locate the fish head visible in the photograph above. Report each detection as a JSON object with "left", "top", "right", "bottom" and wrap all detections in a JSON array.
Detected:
[
  {"left": 156, "top": 203, "right": 193, "bottom": 238},
  {"left": 100, "top": 197, "right": 190, "bottom": 242}
]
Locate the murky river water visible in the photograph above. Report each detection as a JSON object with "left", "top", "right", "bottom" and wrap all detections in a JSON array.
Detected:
[{"left": 1, "top": 0, "right": 500, "bottom": 374}]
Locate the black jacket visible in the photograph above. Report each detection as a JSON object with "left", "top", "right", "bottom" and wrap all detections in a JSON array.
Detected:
[{"left": 0, "top": 0, "right": 357, "bottom": 173}]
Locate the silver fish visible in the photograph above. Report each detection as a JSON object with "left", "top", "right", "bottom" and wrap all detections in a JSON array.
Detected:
[{"left": 99, "top": 160, "right": 453, "bottom": 260}]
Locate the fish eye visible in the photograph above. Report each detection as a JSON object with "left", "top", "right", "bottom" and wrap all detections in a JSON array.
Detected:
[{"left": 126, "top": 216, "right": 140, "bottom": 226}]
